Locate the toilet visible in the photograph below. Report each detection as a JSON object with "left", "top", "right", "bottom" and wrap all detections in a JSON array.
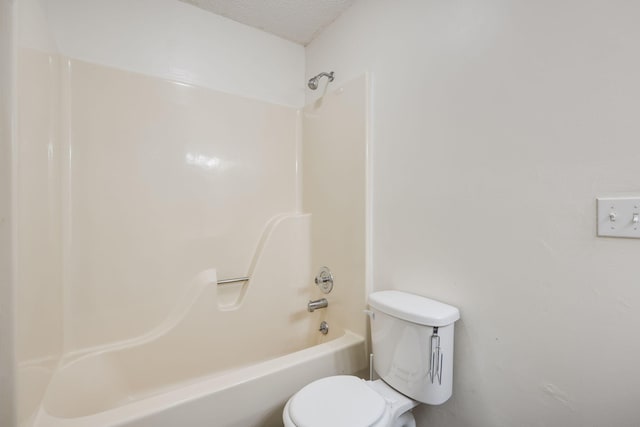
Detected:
[{"left": 283, "top": 290, "right": 460, "bottom": 427}]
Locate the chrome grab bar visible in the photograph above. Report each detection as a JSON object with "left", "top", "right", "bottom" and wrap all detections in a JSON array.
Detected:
[{"left": 217, "top": 276, "right": 250, "bottom": 285}]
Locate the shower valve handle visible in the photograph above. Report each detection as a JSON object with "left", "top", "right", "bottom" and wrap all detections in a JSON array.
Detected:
[{"left": 314, "top": 267, "right": 334, "bottom": 294}]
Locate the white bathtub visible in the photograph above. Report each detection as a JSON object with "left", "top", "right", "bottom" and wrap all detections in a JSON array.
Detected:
[
  {"left": 32, "top": 331, "right": 366, "bottom": 427},
  {"left": 27, "top": 217, "right": 368, "bottom": 427}
]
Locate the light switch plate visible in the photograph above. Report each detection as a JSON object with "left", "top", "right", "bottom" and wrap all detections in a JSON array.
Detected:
[{"left": 597, "top": 197, "right": 640, "bottom": 238}]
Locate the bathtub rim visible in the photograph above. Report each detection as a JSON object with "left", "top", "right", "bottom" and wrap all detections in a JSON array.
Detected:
[{"left": 32, "top": 330, "right": 366, "bottom": 427}]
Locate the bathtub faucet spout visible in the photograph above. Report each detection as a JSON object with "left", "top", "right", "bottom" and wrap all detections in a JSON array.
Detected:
[{"left": 307, "top": 298, "right": 328, "bottom": 312}]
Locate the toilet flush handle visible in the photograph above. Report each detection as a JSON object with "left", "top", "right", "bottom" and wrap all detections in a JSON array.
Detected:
[{"left": 428, "top": 327, "right": 443, "bottom": 385}]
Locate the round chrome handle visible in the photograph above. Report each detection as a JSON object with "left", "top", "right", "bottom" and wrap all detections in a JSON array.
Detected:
[
  {"left": 314, "top": 266, "right": 333, "bottom": 294},
  {"left": 319, "top": 321, "right": 329, "bottom": 335}
]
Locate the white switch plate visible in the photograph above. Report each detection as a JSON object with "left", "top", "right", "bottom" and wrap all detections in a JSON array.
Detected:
[{"left": 597, "top": 197, "right": 640, "bottom": 238}]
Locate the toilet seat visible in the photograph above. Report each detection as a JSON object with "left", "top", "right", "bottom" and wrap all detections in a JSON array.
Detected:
[
  {"left": 287, "top": 376, "right": 388, "bottom": 427},
  {"left": 283, "top": 376, "right": 418, "bottom": 427}
]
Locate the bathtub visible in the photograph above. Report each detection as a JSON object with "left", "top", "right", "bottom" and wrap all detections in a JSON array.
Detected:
[
  {"left": 29, "top": 260, "right": 367, "bottom": 426},
  {"left": 32, "top": 331, "right": 366, "bottom": 427},
  {"left": 26, "top": 215, "right": 368, "bottom": 427}
]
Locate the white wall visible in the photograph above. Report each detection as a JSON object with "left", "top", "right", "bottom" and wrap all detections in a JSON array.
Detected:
[
  {"left": 0, "top": 1, "right": 16, "bottom": 425},
  {"left": 42, "top": 0, "right": 305, "bottom": 107},
  {"left": 307, "top": 1, "right": 640, "bottom": 426}
]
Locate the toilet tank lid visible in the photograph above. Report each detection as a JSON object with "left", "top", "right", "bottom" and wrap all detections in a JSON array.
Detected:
[{"left": 369, "top": 290, "right": 460, "bottom": 326}]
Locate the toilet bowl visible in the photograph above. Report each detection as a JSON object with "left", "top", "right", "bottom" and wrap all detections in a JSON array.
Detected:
[
  {"left": 282, "top": 375, "right": 418, "bottom": 427},
  {"left": 283, "top": 291, "right": 460, "bottom": 427}
]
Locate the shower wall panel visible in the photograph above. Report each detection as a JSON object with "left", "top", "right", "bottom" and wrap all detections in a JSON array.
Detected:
[
  {"left": 16, "top": 47, "right": 62, "bottom": 370},
  {"left": 15, "top": 48, "right": 64, "bottom": 425},
  {"left": 10, "top": 1, "right": 307, "bottom": 425},
  {"left": 64, "top": 59, "right": 299, "bottom": 352},
  {"left": 14, "top": 0, "right": 65, "bottom": 424},
  {"left": 303, "top": 76, "right": 369, "bottom": 338}
]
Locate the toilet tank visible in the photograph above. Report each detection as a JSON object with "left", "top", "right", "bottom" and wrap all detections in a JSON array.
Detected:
[{"left": 368, "top": 291, "right": 460, "bottom": 405}]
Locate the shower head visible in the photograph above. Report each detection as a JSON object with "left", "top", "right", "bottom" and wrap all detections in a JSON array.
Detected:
[{"left": 307, "top": 71, "right": 335, "bottom": 90}]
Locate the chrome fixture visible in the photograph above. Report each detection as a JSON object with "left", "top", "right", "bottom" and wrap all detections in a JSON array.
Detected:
[
  {"left": 314, "top": 266, "right": 334, "bottom": 294},
  {"left": 307, "top": 71, "right": 334, "bottom": 90},
  {"left": 319, "top": 321, "right": 329, "bottom": 335},
  {"left": 217, "top": 276, "right": 250, "bottom": 285},
  {"left": 369, "top": 353, "right": 374, "bottom": 381},
  {"left": 307, "top": 298, "right": 328, "bottom": 312}
]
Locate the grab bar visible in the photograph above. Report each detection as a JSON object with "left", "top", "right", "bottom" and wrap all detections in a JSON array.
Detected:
[{"left": 217, "top": 276, "right": 250, "bottom": 285}]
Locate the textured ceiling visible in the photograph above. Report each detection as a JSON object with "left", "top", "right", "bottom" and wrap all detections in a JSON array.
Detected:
[{"left": 179, "top": 0, "right": 355, "bottom": 45}]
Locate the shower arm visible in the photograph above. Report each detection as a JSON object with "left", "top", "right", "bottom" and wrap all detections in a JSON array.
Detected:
[{"left": 314, "top": 72, "right": 334, "bottom": 81}]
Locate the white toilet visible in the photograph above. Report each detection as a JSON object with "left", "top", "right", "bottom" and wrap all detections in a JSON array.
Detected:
[{"left": 283, "top": 290, "right": 460, "bottom": 427}]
